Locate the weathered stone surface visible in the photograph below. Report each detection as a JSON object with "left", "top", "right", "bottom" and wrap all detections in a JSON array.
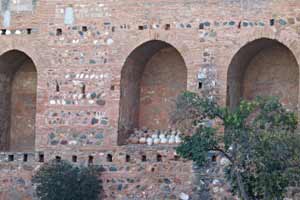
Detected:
[{"left": 0, "top": 0, "right": 299, "bottom": 199}]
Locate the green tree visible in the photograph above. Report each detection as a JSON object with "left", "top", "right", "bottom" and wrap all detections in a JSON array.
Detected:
[
  {"left": 32, "top": 160, "right": 102, "bottom": 200},
  {"left": 172, "top": 92, "right": 300, "bottom": 200}
]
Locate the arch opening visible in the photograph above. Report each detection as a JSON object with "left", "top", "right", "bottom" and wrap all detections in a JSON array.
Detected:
[
  {"left": 118, "top": 40, "right": 187, "bottom": 145},
  {"left": 227, "top": 38, "right": 299, "bottom": 111},
  {"left": 0, "top": 50, "right": 37, "bottom": 152}
]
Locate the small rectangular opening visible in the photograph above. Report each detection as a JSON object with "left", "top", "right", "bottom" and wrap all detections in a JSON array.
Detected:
[
  {"left": 270, "top": 19, "right": 275, "bottom": 26},
  {"left": 212, "top": 155, "right": 217, "bottom": 162},
  {"left": 23, "top": 154, "right": 28, "bottom": 162},
  {"left": 112, "top": 26, "right": 115, "bottom": 32},
  {"left": 39, "top": 154, "right": 44, "bottom": 162},
  {"left": 125, "top": 155, "right": 130, "bottom": 162},
  {"left": 8, "top": 155, "right": 14, "bottom": 162},
  {"left": 174, "top": 155, "right": 180, "bottom": 161},
  {"left": 238, "top": 21, "right": 241, "bottom": 29},
  {"left": 27, "top": 28, "right": 32, "bottom": 35},
  {"left": 138, "top": 26, "right": 144, "bottom": 30},
  {"left": 107, "top": 154, "right": 113, "bottom": 162},
  {"left": 72, "top": 155, "right": 77, "bottom": 163},
  {"left": 141, "top": 155, "right": 147, "bottom": 162},
  {"left": 1, "top": 29, "right": 6, "bottom": 35},
  {"left": 156, "top": 154, "right": 162, "bottom": 162},
  {"left": 199, "top": 23, "right": 204, "bottom": 29},
  {"left": 110, "top": 85, "right": 115, "bottom": 91},
  {"left": 165, "top": 24, "right": 171, "bottom": 30},
  {"left": 81, "top": 84, "right": 86, "bottom": 98},
  {"left": 198, "top": 82, "right": 203, "bottom": 89},
  {"left": 56, "top": 28, "right": 63, "bottom": 36},
  {"left": 55, "top": 80, "right": 60, "bottom": 92},
  {"left": 55, "top": 156, "right": 61, "bottom": 162},
  {"left": 88, "top": 156, "right": 94, "bottom": 165},
  {"left": 82, "top": 26, "right": 88, "bottom": 32}
]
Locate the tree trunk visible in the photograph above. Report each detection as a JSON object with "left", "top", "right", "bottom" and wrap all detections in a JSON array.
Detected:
[
  {"left": 236, "top": 171, "right": 250, "bottom": 200},
  {"left": 230, "top": 143, "right": 250, "bottom": 200},
  {"left": 263, "top": 189, "right": 270, "bottom": 200}
]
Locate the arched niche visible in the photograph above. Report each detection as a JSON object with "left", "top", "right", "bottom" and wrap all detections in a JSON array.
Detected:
[
  {"left": 227, "top": 38, "right": 299, "bottom": 111},
  {"left": 118, "top": 40, "right": 187, "bottom": 145},
  {"left": 0, "top": 50, "right": 37, "bottom": 152}
]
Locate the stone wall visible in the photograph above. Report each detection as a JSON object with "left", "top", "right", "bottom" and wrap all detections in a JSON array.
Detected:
[
  {"left": 10, "top": 58, "right": 37, "bottom": 152},
  {"left": 139, "top": 47, "right": 187, "bottom": 130},
  {"left": 119, "top": 41, "right": 187, "bottom": 144},
  {"left": 0, "top": 0, "right": 300, "bottom": 199},
  {"left": 0, "top": 50, "right": 37, "bottom": 152},
  {"left": 243, "top": 41, "right": 299, "bottom": 109},
  {"left": 227, "top": 38, "right": 299, "bottom": 110}
]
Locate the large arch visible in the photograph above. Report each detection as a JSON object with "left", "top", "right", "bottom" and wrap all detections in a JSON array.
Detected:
[
  {"left": 118, "top": 40, "right": 188, "bottom": 145},
  {"left": 0, "top": 50, "right": 37, "bottom": 152},
  {"left": 227, "top": 38, "right": 299, "bottom": 111}
]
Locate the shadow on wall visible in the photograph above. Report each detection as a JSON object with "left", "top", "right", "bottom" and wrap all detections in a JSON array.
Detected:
[
  {"left": 227, "top": 38, "right": 299, "bottom": 111},
  {"left": 118, "top": 40, "right": 187, "bottom": 145},
  {"left": 0, "top": 50, "right": 37, "bottom": 152}
]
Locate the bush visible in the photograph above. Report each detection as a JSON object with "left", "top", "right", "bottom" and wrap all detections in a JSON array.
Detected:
[
  {"left": 173, "top": 92, "right": 300, "bottom": 200},
  {"left": 32, "top": 160, "right": 102, "bottom": 200}
]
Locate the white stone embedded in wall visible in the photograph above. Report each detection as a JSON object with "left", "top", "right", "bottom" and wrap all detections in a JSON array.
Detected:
[
  {"left": 64, "top": 6, "right": 74, "bottom": 25},
  {"left": 2, "top": 10, "right": 10, "bottom": 28},
  {"left": 179, "top": 192, "right": 189, "bottom": 200},
  {"left": 10, "top": 0, "right": 34, "bottom": 12}
]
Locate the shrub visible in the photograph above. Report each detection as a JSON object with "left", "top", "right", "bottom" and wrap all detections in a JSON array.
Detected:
[
  {"left": 173, "top": 92, "right": 300, "bottom": 200},
  {"left": 32, "top": 160, "right": 102, "bottom": 200}
]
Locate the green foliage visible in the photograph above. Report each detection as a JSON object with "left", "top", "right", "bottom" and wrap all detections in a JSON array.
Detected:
[
  {"left": 174, "top": 91, "right": 300, "bottom": 200},
  {"left": 177, "top": 126, "right": 218, "bottom": 166},
  {"left": 32, "top": 160, "right": 102, "bottom": 200}
]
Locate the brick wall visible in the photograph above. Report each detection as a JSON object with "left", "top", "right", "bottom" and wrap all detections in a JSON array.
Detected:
[{"left": 0, "top": 0, "right": 300, "bottom": 199}]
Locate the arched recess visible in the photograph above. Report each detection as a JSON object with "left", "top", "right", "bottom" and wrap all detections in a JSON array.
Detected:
[
  {"left": 227, "top": 38, "right": 299, "bottom": 111},
  {"left": 118, "top": 40, "right": 188, "bottom": 145},
  {"left": 0, "top": 50, "right": 37, "bottom": 152}
]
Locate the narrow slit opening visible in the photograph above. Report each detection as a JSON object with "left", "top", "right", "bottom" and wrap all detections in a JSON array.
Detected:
[
  {"left": 125, "top": 155, "right": 130, "bottom": 162},
  {"left": 23, "top": 154, "right": 28, "bottom": 162},
  {"left": 56, "top": 28, "right": 63, "bottom": 36},
  {"left": 27, "top": 28, "right": 32, "bottom": 35},
  {"left": 56, "top": 80, "right": 60, "bottom": 92},
  {"left": 39, "top": 154, "right": 44, "bottom": 162},
  {"left": 72, "top": 155, "right": 77, "bottom": 163},
  {"left": 81, "top": 84, "right": 86, "bottom": 98},
  {"left": 212, "top": 155, "right": 217, "bottom": 162},
  {"left": 88, "top": 156, "right": 94, "bottom": 165},
  {"left": 238, "top": 21, "right": 241, "bottom": 29},
  {"left": 107, "top": 154, "right": 113, "bottom": 162},
  {"left": 82, "top": 26, "right": 88, "bottom": 32},
  {"left": 199, "top": 23, "right": 204, "bottom": 29},
  {"left": 1, "top": 29, "right": 7, "bottom": 35},
  {"left": 165, "top": 24, "right": 171, "bottom": 30},
  {"left": 198, "top": 82, "right": 203, "bottom": 89},
  {"left": 110, "top": 85, "right": 115, "bottom": 91},
  {"left": 55, "top": 156, "right": 61, "bottom": 162},
  {"left": 156, "top": 154, "right": 162, "bottom": 162},
  {"left": 8, "top": 155, "right": 14, "bottom": 162}
]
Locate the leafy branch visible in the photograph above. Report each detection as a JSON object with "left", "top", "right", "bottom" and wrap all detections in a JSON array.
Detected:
[{"left": 173, "top": 91, "right": 300, "bottom": 200}]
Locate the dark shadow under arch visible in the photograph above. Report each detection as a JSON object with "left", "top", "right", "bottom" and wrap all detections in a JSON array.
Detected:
[
  {"left": 227, "top": 38, "right": 299, "bottom": 111},
  {"left": 0, "top": 50, "right": 37, "bottom": 152},
  {"left": 118, "top": 40, "right": 187, "bottom": 145}
]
